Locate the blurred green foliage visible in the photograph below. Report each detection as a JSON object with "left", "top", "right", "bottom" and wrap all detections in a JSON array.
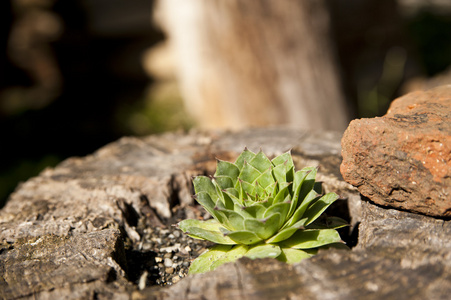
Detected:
[{"left": 116, "top": 82, "right": 194, "bottom": 136}]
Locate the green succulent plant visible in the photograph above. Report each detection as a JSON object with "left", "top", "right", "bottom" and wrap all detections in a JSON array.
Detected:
[{"left": 179, "top": 148, "right": 348, "bottom": 274}]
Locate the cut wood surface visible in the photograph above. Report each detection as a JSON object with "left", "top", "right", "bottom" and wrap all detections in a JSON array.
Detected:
[{"left": 0, "top": 127, "right": 449, "bottom": 299}]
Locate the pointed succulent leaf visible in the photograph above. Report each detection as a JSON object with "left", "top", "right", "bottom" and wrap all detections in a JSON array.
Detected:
[
  {"left": 240, "top": 203, "right": 267, "bottom": 219},
  {"left": 178, "top": 219, "right": 237, "bottom": 244},
  {"left": 271, "top": 151, "right": 294, "bottom": 168},
  {"left": 266, "top": 218, "right": 307, "bottom": 243},
  {"left": 251, "top": 181, "right": 268, "bottom": 200},
  {"left": 222, "top": 187, "right": 239, "bottom": 198},
  {"left": 249, "top": 150, "right": 272, "bottom": 172},
  {"left": 222, "top": 188, "right": 242, "bottom": 206},
  {"left": 189, "top": 244, "right": 249, "bottom": 274},
  {"left": 220, "top": 190, "right": 236, "bottom": 210},
  {"left": 303, "top": 192, "right": 339, "bottom": 226},
  {"left": 297, "top": 167, "right": 317, "bottom": 201},
  {"left": 265, "top": 227, "right": 298, "bottom": 244},
  {"left": 213, "top": 176, "right": 234, "bottom": 190},
  {"left": 277, "top": 248, "right": 314, "bottom": 264},
  {"left": 281, "top": 229, "right": 342, "bottom": 249},
  {"left": 226, "top": 230, "right": 263, "bottom": 245},
  {"left": 193, "top": 176, "right": 219, "bottom": 203},
  {"left": 284, "top": 189, "right": 319, "bottom": 228},
  {"left": 239, "top": 161, "right": 262, "bottom": 184},
  {"left": 237, "top": 179, "right": 255, "bottom": 200},
  {"left": 215, "top": 160, "right": 240, "bottom": 183},
  {"left": 254, "top": 168, "right": 275, "bottom": 189},
  {"left": 273, "top": 182, "right": 292, "bottom": 204},
  {"left": 245, "top": 243, "right": 281, "bottom": 259},
  {"left": 209, "top": 244, "right": 249, "bottom": 272},
  {"left": 189, "top": 244, "right": 234, "bottom": 274},
  {"left": 178, "top": 218, "right": 221, "bottom": 232},
  {"left": 193, "top": 192, "right": 217, "bottom": 218},
  {"left": 243, "top": 213, "right": 281, "bottom": 240},
  {"left": 288, "top": 170, "right": 310, "bottom": 217},
  {"left": 265, "top": 181, "right": 278, "bottom": 199},
  {"left": 272, "top": 164, "right": 289, "bottom": 186},
  {"left": 234, "top": 148, "right": 256, "bottom": 170},
  {"left": 285, "top": 165, "right": 294, "bottom": 185},
  {"left": 263, "top": 201, "right": 291, "bottom": 227},
  {"left": 216, "top": 208, "right": 245, "bottom": 231}
]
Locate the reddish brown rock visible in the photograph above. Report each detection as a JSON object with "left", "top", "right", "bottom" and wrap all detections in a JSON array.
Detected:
[{"left": 341, "top": 85, "right": 451, "bottom": 217}]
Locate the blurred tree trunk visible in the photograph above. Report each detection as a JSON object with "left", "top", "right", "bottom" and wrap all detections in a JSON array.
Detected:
[{"left": 156, "top": 0, "right": 350, "bottom": 131}]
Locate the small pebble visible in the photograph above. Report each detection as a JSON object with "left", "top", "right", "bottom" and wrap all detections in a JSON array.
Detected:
[
  {"left": 165, "top": 267, "right": 174, "bottom": 274},
  {"left": 155, "top": 257, "right": 163, "bottom": 263},
  {"left": 164, "top": 258, "right": 173, "bottom": 267},
  {"left": 182, "top": 261, "right": 190, "bottom": 267}
]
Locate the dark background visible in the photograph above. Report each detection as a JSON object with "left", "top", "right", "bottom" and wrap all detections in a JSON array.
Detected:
[{"left": 1, "top": 0, "right": 451, "bottom": 207}]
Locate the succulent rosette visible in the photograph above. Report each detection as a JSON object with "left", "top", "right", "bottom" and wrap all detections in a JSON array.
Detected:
[{"left": 179, "top": 148, "right": 348, "bottom": 274}]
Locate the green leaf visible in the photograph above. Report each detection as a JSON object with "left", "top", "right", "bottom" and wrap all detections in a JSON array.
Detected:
[
  {"left": 254, "top": 168, "right": 275, "bottom": 190},
  {"left": 298, "top": 167, "right": 317, "bottom": 201},
  {"left": 219, "top": 189, "right": 235, "bottom": 210},
  {"left": 288, "top": 170, "right": 310, "bottom": 217},
  {"left": 213, "top": 176, "right": 234, "bottom": 190},
  {"left": 226, "top": 230, "right": 263, "bottom": 245},
  {"left": 193, "top": 176, "right": 219, "bottom": 203},
  {"left": 209, "top": 244, "right": 250, "bottom": 271},
  {"left": 222, "top": 188, "right": 243, "bottom": 206},
  {"left": 239, "top": 161, "right": 262, "bottom": 184},
  {"left": 234, "top": 148, "right": 256, "bottom": 170},
  {"left": 251, "top": 181, "right": 267, "bottom": 200},
  {"left": 271, "top": 151, "right": 294, "bottom": 169},
  {"left": 189, "top": 244, "right": 234, "bottom": 274},
  {"left": 277, "top": 248, "right": 314, "bottom": 264},
  {"left": 273, "top": 182, "right": 292, "bottom": 204},
  {"left": 244, "top": 213, "right": 281, "bottom": 240},
  {"left": 265, "top": 218, "right": 307, "bottom": 243},
  {"left": 281, "top": 229, "right": 342, "bottom": 249},
  {"left": 284, "top": 189, "right": 319, "bottom": 228},
  {"left": 193, "top": 192, "right": 216, "bottom": 218},
  {"left": 237, "top": 179, "right": 255, "bottom": 200},
  {"left": 240, "top": 203, "right": 267, "bottom": 219},
  {"left": 249, "top": 150, "right": 272, "bottom": 173},
  {"left": 263, "top": 201, "right": 291, "bottom": 227},
  {"left": 189, "top": 244, "right": 249, "bottom": 274},
  {"left": 303, "top": 193, "right": 339, "bottom": 225},
  {"left": 216, "top": 208, "right": 245, "bottom": 230},
  {"left": 265, "top": 181, "right": 278, "bottom": 198},
  {"left": 178, "top": 219, "right": 237, "bottom": 244},
  {"left": 272, "top": 164, "right": 288, "bottom": 186},
  {"left": 215, "top": 160, "right": 240, "bottom": 185},
  {"left": 245, "top": 244, "right": 281, "bottom": 259}
]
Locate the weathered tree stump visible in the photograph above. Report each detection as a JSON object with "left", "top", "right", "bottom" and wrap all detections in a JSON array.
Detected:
[{"left": 1, "top": 127, "right": 450, "bottom": 299}]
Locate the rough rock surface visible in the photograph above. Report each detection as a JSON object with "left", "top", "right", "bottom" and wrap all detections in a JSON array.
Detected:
[
  {"left": 341, "top": 85, "right": 451, "bottom": 217},
  {"left": 1, "top": 127, "right": 450, "bottom": 299}
]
